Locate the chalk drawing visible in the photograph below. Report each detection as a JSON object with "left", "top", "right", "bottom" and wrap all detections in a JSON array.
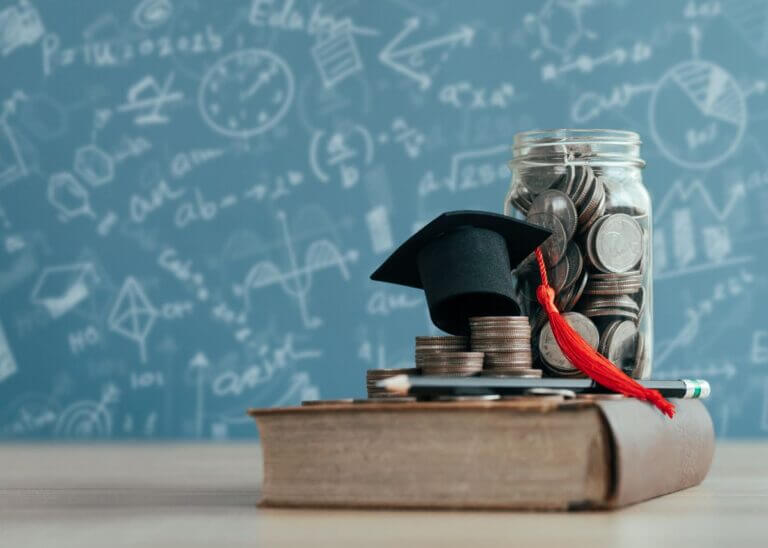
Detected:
[
  {"left": 55, "top": 384, "right": 118, "bottom": 439},
  {"left": 0, "top": 319, "right": 17, "bottom": 384},
  {"left": 649, "top": 59, "right": 747, "bottom": 169},
  {"left": 47, "top": 172, "right": 96, "bottom": 221},
  {"left": 365, "top": 205, "right": 394, "bottom": 254},
  {"left": 310, "top": 123, "right": 374, "bottom": 187},
  {"left": 525, "top": 0, "right": 596, "bottom": 62},
  {"left": 233, "top": 211, "right": 358, "bottom": 329},
  {"left": 311, "top": 21, "right": 364, "bottom": 88},
  {"left": 198, "top": 49, "right": 294, "bottom": 138},
  {"left": 132, "top": 0, "right": 173, "bottom": 30},
  {"left": 0, "top": 90, "right": 28, "bottom": 187},
  {"left": 0, "top": 0, "right": 44, "bottom": 56},
  {"left": 73, "top": 144, "right": 114, "bottom": 186},
  {"left": 723, "top": 0, "right": 768, "bottom": 57},
  {"left": 379, "top": 17, "right": 474, "bottom": 90},
  {"left": 117, "top": 73, "right": 184, "bottom": 126},
  {"left": 108, "top": 277, "right": 158, "bottom": 363},
  {"left": 30, "top": 262, "right": 99, "bottom": 319}
]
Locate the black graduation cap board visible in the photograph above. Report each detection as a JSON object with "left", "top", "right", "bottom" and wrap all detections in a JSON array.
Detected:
[{"left": 371, "top": 211, "right": 552, "bottom": 335}]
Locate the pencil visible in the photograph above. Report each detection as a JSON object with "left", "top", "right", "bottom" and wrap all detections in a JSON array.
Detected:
[{"left": 378, "top": 375, "right": 711, "bottom": 399}]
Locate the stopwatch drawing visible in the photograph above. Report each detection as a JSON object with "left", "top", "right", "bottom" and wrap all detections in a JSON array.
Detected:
[{"left": 198, "top": 49, "right": 295, "bottom": 139}]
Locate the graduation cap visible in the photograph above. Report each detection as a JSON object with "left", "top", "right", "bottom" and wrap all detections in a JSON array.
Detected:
[{"left": 371, "top": 211, "right": 551, "bottom": 335}]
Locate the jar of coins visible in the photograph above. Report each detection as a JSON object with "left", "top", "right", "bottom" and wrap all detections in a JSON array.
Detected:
[{"left": 505, "top": 129, "right": 651, "bottom": 379}]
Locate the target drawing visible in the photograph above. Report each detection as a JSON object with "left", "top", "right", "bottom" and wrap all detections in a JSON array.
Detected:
[{"left": 54, "top": 385, "right": 118, "bottom": 439}]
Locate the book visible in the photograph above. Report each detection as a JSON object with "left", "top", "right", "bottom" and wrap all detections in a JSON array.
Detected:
[{"left": 249, "top": 397, "right": 714, "bottom": 510}]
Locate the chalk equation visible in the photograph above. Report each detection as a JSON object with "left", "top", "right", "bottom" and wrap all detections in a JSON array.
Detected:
[{"left": 0, "top": 0, "right": 766, "bottom": 439}]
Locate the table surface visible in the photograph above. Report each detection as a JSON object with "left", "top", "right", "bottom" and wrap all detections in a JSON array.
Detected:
[{"left": 1, "top": 442, "right": 766, "bottom": 547}]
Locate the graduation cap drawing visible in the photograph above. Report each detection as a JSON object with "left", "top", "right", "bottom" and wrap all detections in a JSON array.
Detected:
[
  {"left": 30, "top": 262, "right": 100, "bottom": 318},
  {"left": 371, "top": 211, "right": 552, "bottom": 335}
]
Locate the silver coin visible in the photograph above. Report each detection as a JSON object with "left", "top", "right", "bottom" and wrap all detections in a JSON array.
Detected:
[
  {"left": 538, "top": 312, "right": 599, "bottom": 372},
  {"left": 469, "top": 316, "right": 530, "bottom": 324},
  {"left": 561, "top": 242, "right": 583, "bottom": 290},
  {"left": 519, "top": 162, "right": 568, "bottom": 194},
  {"left": 565, "top": 164, "right": 593, "bottom": 207},
  {"left": 526, "top": 211, "right": 567, "bottom": 266},
  {"left": 594, "top": 214, "right": 644, "bottom": 273},
  {"left": 633, "top": 332, "right": 649, "bottom": 379},
  {"left": 528, "top": 189, "right": 578, "bottom": 241},
  {"left": 576, "top": 175, "right": 604, "bottom": 226},
  {"left": 565, "top": 271, "right": 589, "bottom": 310},
  {"left": 415, "top": 336, "right": 468, "bottom": 344},
  {"left": 578, "top": 181, "right": 606, "bottom": 235},
  {"left": 606, "top": 320, "right": 638, "bottom": 373},
  {"left": 585, "top": 215, "right": 610, "bottom": 270}
]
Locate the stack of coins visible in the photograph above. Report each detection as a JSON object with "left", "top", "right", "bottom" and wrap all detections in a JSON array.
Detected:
[
  {"left": 469, "top": 316, "right": 541, "bottom": 377},
  {"left": 366, "top": 368, "right": 419, "bottom": 399},
  {"left": 508, "top": 149, "right": 650, "bottom": 377},
  {"left": 414, "top": 335, "right": 468, "bottom": 358},
  {"left": 417, "top": 352, "right": 485, "bottom": 376}
]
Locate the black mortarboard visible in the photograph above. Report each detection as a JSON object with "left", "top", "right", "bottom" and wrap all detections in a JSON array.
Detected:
[{"left": 370, "top": 210, "right": 552, "bottom": 335}]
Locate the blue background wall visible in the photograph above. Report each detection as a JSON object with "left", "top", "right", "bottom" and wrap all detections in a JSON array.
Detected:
[{"left": 0, "top": 0, "right": 766, "bottom": 439}]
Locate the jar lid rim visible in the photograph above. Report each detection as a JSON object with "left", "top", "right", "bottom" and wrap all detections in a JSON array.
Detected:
[{"left": 513, "top": 128, "right": 642, "bottom": 146}]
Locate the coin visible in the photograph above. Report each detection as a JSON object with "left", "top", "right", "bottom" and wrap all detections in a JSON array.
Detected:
[
  {"left": 565, "top": 270, "right": 589, "bottom": 310},
  {"left": 593, "top": 213, "right": 643, "bottom": 273},
  {"left": 606, "top": 320, "right": 639, "bottom": 374},
  {"left": 538, "top": 312, "right": 599, "bottom": 373},
  {"left": 418, "top": 351, "right": 484, "bottom": 376},
  {"left": 580, "top": 294, "right": 640, "bottom": 322},
  {"left": 528, "top": 189, "right": 578, "bottom": 241},
  {"left": 526, "top": 211, "right": 567, "bottom": 265},
  {"left": 561, "top": 242, "right": 583, "bottom": 290},
  {"left": 576, "top": 174, "right": 604, "bottom": 228},
  {"left": 633, "top": 332, "right": 649, "bottom": 378},
  {"left": 578, "top": 180, "right": 606, "bottom": 235},
  {"left": 519, "top": 161, "right": 568, "bottom": 194}
]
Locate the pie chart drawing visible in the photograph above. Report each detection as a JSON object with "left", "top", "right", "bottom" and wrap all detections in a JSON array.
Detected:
[{"left": 649, "top": 60, "right": 746, "bottom": 169}]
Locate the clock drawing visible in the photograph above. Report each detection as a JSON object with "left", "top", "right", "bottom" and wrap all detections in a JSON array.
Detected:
[{"left": 198, "top": 49, "right": 295, "bottom": 138}]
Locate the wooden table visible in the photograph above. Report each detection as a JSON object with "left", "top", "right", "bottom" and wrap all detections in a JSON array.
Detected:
[{"left": 1, "top": 443, "right": 766, "bottom": 547}]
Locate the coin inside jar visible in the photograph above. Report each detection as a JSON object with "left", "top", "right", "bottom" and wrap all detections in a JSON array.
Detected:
[
  {"left": 538, "top": 312, "right": 599, "bottom": 373},
  {"left": 527, "top": 189, "right": 578, "bottom": 241},
  {"left": 525, "top": 211, "right": 568, "bottom": 267},
  {"left": 593, "top": 213, "right": 644, "bottom": 273}
]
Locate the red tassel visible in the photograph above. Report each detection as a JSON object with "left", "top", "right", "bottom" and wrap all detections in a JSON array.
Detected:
[{"left": 534, "top": 248, "right": 675, "bottom": 418}]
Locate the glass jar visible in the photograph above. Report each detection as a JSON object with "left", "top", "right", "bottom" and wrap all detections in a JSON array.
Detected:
[{"left": 505, "top": 129, "right": 652, "bottom": 379}]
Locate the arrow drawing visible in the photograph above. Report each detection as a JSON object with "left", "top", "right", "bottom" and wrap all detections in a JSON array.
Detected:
[{"left": 379, "top": 17, "right": 474, "bottom": 90}]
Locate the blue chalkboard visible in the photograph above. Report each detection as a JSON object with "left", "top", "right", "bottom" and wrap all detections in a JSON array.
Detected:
[{"left": 0, "top": 0, "right": 766, "bottom": 439}]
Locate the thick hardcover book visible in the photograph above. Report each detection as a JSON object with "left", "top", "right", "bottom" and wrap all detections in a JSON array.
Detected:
[{"left": 249, "top": 398, "right": 714, "bottom": 510}]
